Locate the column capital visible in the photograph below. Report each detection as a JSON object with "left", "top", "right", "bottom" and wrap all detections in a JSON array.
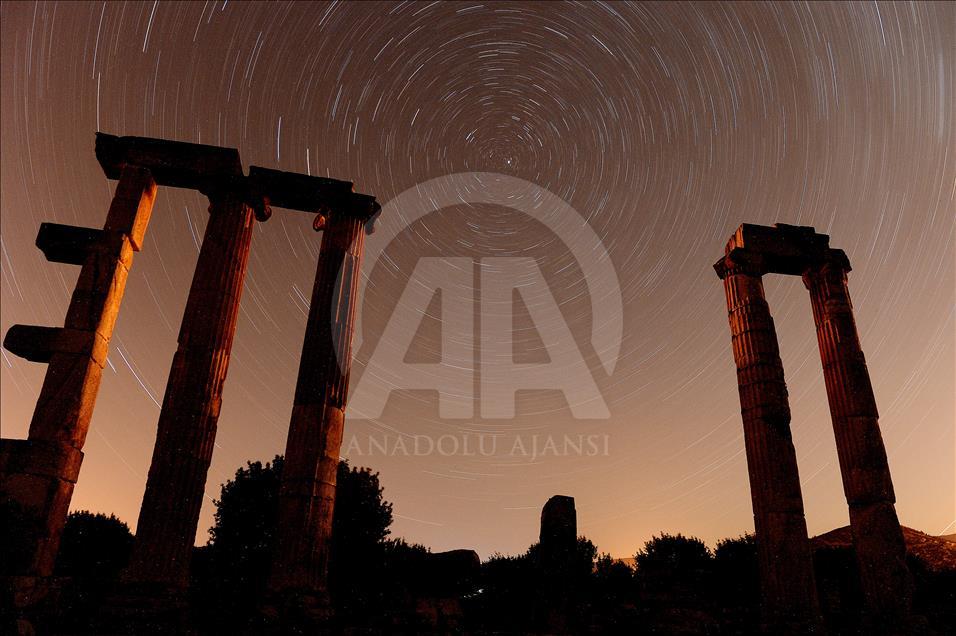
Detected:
[
  {"left": 713, "top": 248, "right": 766, "bottom": 279},
  {"left": 200, "top": 178, "right": 272, "bottom": 222},
  {"left": 801, "top": 248, "right": 851, "bottom": 289}
]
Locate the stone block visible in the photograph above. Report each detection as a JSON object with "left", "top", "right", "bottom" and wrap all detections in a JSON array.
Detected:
[{"left": 104, "top": 165, "right": 156, "bottom": 251}]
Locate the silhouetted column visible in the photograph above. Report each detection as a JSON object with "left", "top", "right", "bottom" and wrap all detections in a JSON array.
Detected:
[
  {"left": 124, "top": 189, "right": 256, "bottom": 591},
  {"left": 803, "top": 252, "right": 912, "bottom": 624},
  {"left": 715, "top": 253, "right": 821, "bottom": 631},
  {"left": 0, "top": 166, "right": 155, "bottom": 586},
  {"left": 268, "top": 209, "right": 368, "bottom": 614}
]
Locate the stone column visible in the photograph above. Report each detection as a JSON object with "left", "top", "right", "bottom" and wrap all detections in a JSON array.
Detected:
[
  {"left": 267, "top": 210, "right": 368, "bottom": 615},
  {"left": 715, "top": 253, "right": 821, "bottom": 631},
  {"left": 0, "top": 165, "right": 156, "bottom": 586},
  {"left": 803, "top": 252, "right": 912, "bottom": 624},
  {"left": 124, "top": 188, "right": 256, "bottom": 591},
  {"left": 539, "top": 495, "right": 577, "bottom": 566}
]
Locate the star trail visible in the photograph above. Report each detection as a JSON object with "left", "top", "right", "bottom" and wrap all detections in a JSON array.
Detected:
[{"left": 0, "top": 1, "right": 953, "bottom": 559}]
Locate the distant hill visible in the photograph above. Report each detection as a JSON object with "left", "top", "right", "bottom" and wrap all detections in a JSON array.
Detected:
[
  {"left": 614, "top": 528, "right": 956, "bottom": 571},
  {"left": 812, "top": 526, "right": 956, "bottom": 574}
]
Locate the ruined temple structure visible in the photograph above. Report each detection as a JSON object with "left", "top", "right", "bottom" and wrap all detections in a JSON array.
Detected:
[
  {"left": 0, "top": 133, "right": 380, "bottom": 629},
  {"left": 714, "top": 223, "right": 912, "bottom": 633}
]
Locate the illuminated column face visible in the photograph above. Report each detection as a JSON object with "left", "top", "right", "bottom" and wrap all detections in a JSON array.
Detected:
[
  {"left": 804, "top": 256, "right": 912, "bottom": 624},
  {"left": 125, "top": 188, "right": 258, "bottom": 591},
  {"left": 269, "top": 205, "right": 373, "bottom": 610},
  {"left": 0, "top": 164, "right": 156, "bottom": 580},
  {"left": 715, "top": 252, "right": 820, "bottom": 629}
]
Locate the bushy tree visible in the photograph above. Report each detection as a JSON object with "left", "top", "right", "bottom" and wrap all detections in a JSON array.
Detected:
[
  {"left": 714, "top": 533, "right": 760, "bottom": 631},
  {"left": 634, "top": 532, "right": 712, "bottom": 573},
  {"left": 192, "top": 455, "right": 397, "bottom": 629},
  {"left": 478, "top": 536, "right": 600, "bottom": 632},
  {"left": 193, "top": 456, "right": 285, "bottom": 629},
  {"left": 55, "top": 510, "right": 134, "bottom": 578},
  {"left": 634, "top": 533, "right": 717, "bottom": 632},
  {"left": 714, "top": 533, "right": 758, "bottom": 600},
  {"left": 635, "top": 533, "right": 712, "bottom": 600},
  {"left": 51, "top": 511, "right": 134, "bottom": 631}
]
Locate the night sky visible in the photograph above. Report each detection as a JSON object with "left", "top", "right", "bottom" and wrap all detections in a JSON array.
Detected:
[{"left": 1, "top": 1, "right": 953, "bottom": 559}]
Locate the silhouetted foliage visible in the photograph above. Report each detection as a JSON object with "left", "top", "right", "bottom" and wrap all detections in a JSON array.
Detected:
[
  {"left": 713, "top": 533, "right": 759, "bottom": 632},
  {"left": 476, "top": 536, "right": 602, "bottom": 633},
  {"left": 634, "top": 533, "right": 718, "bottom": 633},
  {"left": 52, "top": 511, "right": 134, "bottom": 632},
  {"left": 191, "top": 455, "right": 285, "bottom": 631},
  {"left": 23, "top": 491, "right": 955, "bottom": 636},
  {"left": 0, "top": 499, "right": 42, "bottom": 575},
  {"left": 191, "top": 455, "right": 402, "bottom": 630},
  {"left": 634, "top": 532, "right": 712, "bottom": 573},
  {"left": 55, "top": 511, "right": 134, "bottom": 578}
]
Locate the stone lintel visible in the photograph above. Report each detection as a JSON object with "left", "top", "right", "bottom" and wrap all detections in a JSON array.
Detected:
[
  {"left": 95, "top": 132, "right": 242, "bottom": 191},
  {"left": 717, "top": 223, "right": 852, "bottom": 277},
  {"left": 247, "top": 165, "right": 380, "bottom": 222},
  {"left": 35, "top": 223, "right": 104, "bottom": 265}
]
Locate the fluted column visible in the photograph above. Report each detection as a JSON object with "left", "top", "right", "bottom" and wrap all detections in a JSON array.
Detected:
[
  {"left": 715, "top": 254, "right": 821, "bottom": 631},
  {"left": 803, "top": 252, "right": 912, "bottom": 624},
  {"left": 268, "top": 210, "right": 367, "bottom": 612},
  {"left": 125, "top": 189, "right": 256, "bottom": 590},
  {"left": 0, "top": 165, "right": 156, "bottom": 582}
]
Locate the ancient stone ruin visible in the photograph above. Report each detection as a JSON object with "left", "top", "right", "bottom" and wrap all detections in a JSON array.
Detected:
[
  {"left": 0, "top": 140, "right": 918, "bottom": 634},
  {"left": 540, "top": 494, "right": 577, "bottom": 568},
  {"left": 714, "top": 223, "right": 912, "bottom": 632},
  {"left": 0, "top": 133, "right": 380, "bottom": 627}
]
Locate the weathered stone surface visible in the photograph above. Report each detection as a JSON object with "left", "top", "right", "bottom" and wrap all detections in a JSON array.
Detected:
[
  {"left": 804, "top": 256, "right": 912, "bottom": 624},
  {"left": 0, "top": 440, "right": 82, "bottom": 579},
  {"left": 3, "top": 326, "right": 108, "bottom": 366},
  {"left": 540, "top": 495, "right": 577, "bottom": 559},
  {"left": 103, "top": 165, "right": 156, "bottom": 251},
  {"left": 35, "top": 223, "right": 105, "bottom": 265},
  {"left": 1, "top": 158, "right": 155, "bottom": 611},
  {"left": 715, "top": 258, "right": 820, "bottom": 630},
  {"left": 716, "top": 223, "right": 911, "bottom": 632},
  {"left": 95, "top": 132, "right": 242, "bottom": 192},
  {"left": 268, "top": 212, "right": 369, "bottom": 613},
  {"left": 124, "top": 192, "right": 256, "bottom": 591}
]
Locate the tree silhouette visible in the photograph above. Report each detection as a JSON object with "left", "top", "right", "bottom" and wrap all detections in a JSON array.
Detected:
[
  {"left": 55, "top": 510, "right": 133, "bottom": 578},
  {"left": 714, "top": 533, "right": 760, "bottom": 631},
  {"left": 192, "top": 455, "right": 398, "bottom": 629},
  {"left": 634, "top": 533, "right": 717, "bottom": 632},
  {"left": 51, "top": 511, "right": 134, "bottom": 631}
]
